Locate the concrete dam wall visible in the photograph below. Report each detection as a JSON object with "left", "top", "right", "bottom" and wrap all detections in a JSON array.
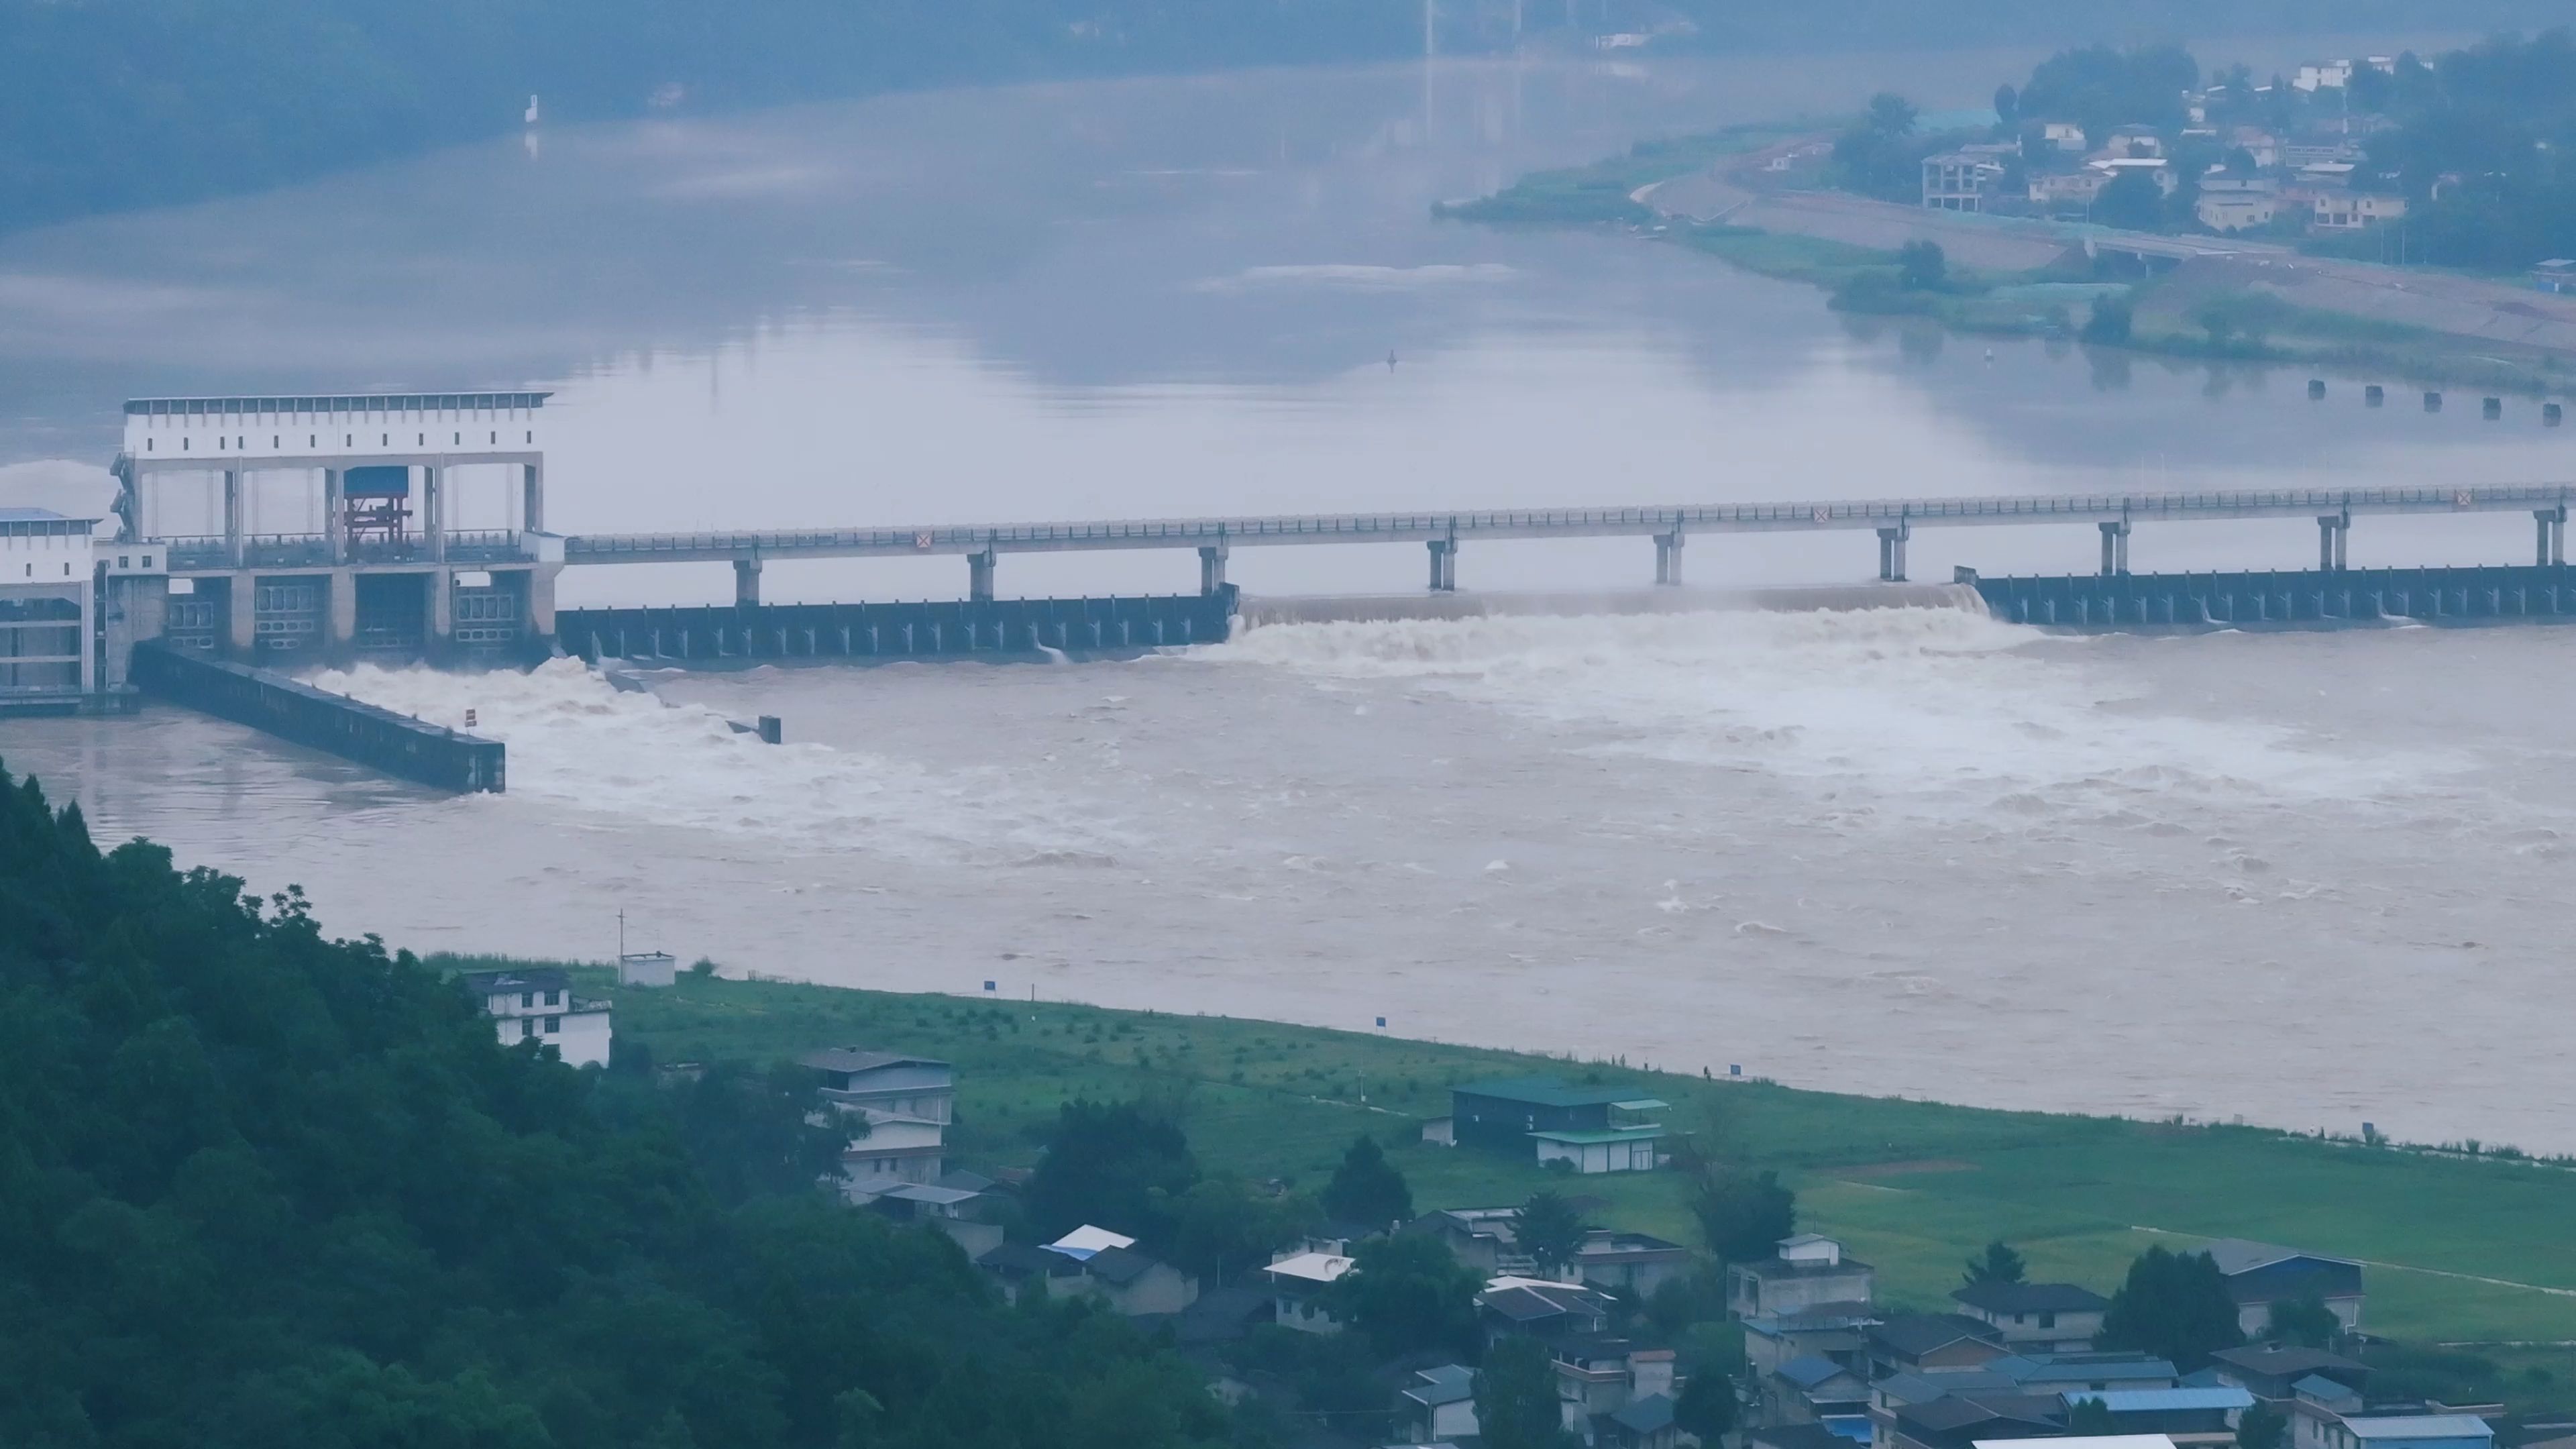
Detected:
[
  {"left": 557, "top": 590, "right": 1239, "bottom": 665},
  {"left": 131, "top": 642, "right": 505, "bottom": 792}
]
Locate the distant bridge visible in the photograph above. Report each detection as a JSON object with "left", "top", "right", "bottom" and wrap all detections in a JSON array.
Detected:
[{"left": 561, "top": 484, "right": 2576, "bottom": 600}]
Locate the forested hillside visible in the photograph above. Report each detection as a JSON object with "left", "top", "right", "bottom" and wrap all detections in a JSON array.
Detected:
[
  {"left": 0, "top": 757, "right": 1225, "bottom": 1449},
  {"left": 1, "top": 0, "right": 2565, "bottom": 235}
]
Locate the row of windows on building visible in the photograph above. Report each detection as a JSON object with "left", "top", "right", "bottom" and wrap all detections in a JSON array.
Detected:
[
  {"left": 515, "top": 1016, "right": 566, "bottom": 1038},
  {"left": 145, "top": 431, "right": 536, "bottom": 452}
]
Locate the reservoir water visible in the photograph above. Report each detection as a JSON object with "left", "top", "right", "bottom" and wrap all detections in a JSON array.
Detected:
[{"left": 4, "top": 47, "right": 2571, "bottom": 1150}]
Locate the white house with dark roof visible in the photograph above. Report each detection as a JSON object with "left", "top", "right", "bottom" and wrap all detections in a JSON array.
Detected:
[
  {"left": 458, "top": 967, "right": 610, "bottom": 1067},
  {"left": 1952, "top": 1281, "right": 2111, "bottom": 1354},
  {"left": 803, "top": 1047, "right": 955, "bottom": 1199}
]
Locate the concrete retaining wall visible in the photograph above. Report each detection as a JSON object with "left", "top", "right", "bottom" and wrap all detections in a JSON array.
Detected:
[{"left": 131, "top": 642, "right": 504, "bottom": 792}]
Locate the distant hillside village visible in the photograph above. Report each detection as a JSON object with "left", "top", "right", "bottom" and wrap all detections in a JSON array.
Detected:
[
  {"left": 1840, "top": 32, "right": 2576, "bottom": 278},
  {"left": 717, "top": 1042, "right": 2569, "bottom": 1449}
]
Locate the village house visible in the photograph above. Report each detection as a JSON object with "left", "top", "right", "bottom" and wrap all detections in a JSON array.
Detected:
[
  {"left": 2308, "top": 191, "right": 2408, "bottom": 231},
  {"left": 1768, "top": 1352, "right": 1872, "bottom": 1425},
  {"left": 1397, "top": 1364, "right": 1480, "bottom": 1444},
  {"left": 1449, "top": 1078, "right": 1669, "bottom": 1173},
  {"left": 2310, "top": 1415, "right": 2497, "bottom": 1449},
  {"left": 863, "top": 1181, "right": 1002, "bottom": 1256},
  {"left": 1744, "top": 1302, "right": 1883, "bottom": 1383},
  {"left": 1479, "top": 1275, "right": 1615, "bottom": 1344},
  {"left": 1409, "top": 1206, "right": 1535, "bottom": 1275},
  {"left": 1951, "top": 1281, "right": 2111, "bottom": 1354},
  {"left": 975, "top": 1241, "right": 1088, "bottom": 1303},
  {"left": 1063, "top": 1243, "right": 1198, "bottom": 1316},
  {"left": 2295, "top": 60, "right": 2355, "bottom": 91},
  {"left": 2202, "top": 1240, "right": 2366, "bottom": 1335},
  {"left": 2040, "top": 121, "right": 2090, "bottom": 153},
  {"left": 1731, "top": 1234, "right": 1877, "bottom": 1319},
  {"left": 2106, "top": 125, "right": 2165, "bottom": 158},
  {"left": 2534, "top": 260, "right": 2576, "bottom": 294},
  {"left": 2088, "top": 156, "right": 2177, "bottom": 195},
  {"left": 1576, "top": 1229, "right": 1693, "bottom": 1299},
  {"left": 1888, "top": 1391, "right": 2065, "bottom": 1449},
  {"left": 2210, "top": 1344, "right": 2372, "bottom": 1405},
  {"left": 1263, "top": 1247, "right": 1354, "bottom": 1334},
  {"left": 460, "top": 967, "right": 612, "bottom": 1068},
  {"left": 2059, "top": 1387, "right": 2255, "bottom": 1449},
  {"left": 1924, "top": 150, "right": 2010, "bottom": 212},
  {"left": 1986, "top": 1352, "right": 2181, "bottom": 1395},
  {"left": 804, "top": 1047, "right": 955, "bottom": 1197},
  {"left": 2029, "top": 170, "right": 2110, "bottom": 212},
  {"left": 1868, "top": 1313, "right": 2012, "bottom": 1379},
  {"left": 1872, "top": 1370, "right": 2024, "bottom": 1449}
]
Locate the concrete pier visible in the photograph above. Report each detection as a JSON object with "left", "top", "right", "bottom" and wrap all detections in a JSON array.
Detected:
[
  {"left": 1426, "top": 539, "right": 1457, "bottom": 592},
  {"left": 2318, "top": 514, "right": 2350, "bottom": 572},
  {"left": 2098, "top": 520, "right": 2131, "bottom": 576},
  {"left": 2538, "top": 508, "right": 2567, "bottom": 567},
  {"left": 559, "top": 590, "right": 1238, "bottom": 666},
  {"left": 1652, "top": 530, "right": 1684, "bottom": 586},
  {"left": 968, "top": 549, "right": 997, "bottom": 602},
  {"left": 734, "top": 557, "right": 762, "bottom": 606},
  {"left": 1877, "top": 523, "right": 1910, "bottom": 582},
  {"left": 1199, "top": 543, "right": 1230, "bottom": 594},
  {"left": 131, "top": 641, "right": 504, "bottom": 791},
  {"left": 1235, "top": 582, "right": 1978, "bottom": 628}
]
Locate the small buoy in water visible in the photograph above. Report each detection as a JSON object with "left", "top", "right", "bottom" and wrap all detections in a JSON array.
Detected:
[
  {"left": 1387, "top": 350, "right": 1398, "bottom": 370},
  {"left": 1984, "top": 348, "right": 1994, "bottom": 363}
]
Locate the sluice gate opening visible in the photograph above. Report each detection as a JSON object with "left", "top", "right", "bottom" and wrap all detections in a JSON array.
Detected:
[
  {"left": 1969, "top": 565, "right": 2576, "bottom": 631},
  {"left": 556, "top": 588, "right": 1239, "bottom": 665}
]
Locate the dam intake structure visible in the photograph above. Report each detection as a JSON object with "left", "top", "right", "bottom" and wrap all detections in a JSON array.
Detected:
[
  {"left": 1968, "top": 564, "right": 2576, "bottom": 630},
  {"left": 556, "top": 588, "right": 1238, "bottom": 665}
]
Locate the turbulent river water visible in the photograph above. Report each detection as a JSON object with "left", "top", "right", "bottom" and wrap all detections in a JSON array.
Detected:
[{"left": 3, "top": 43, "right": 2571, "bottom": 1150}]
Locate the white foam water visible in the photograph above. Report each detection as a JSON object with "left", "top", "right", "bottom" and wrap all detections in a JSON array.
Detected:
[
  {"left": 304, "top": 657, "right": 1122, "bottom": 862},
  {"left": 1194, "top": 608, "right": 2461, "bottom": 818}
]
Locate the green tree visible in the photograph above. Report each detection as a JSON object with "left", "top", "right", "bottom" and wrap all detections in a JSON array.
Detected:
[
  {"left": 1173, "top": 1176, "right": 1319, "bottom": 1284},
  {"left": 0, "top": 758, "right": 1236, "bottom": 1449},
  {"left": 2069, "top": 1395, "right": 2120, "bottom": 1434},
  {"left": 2240, "top": 1401, "right": 2291, "bottom": 1449},
  {"left": 1327, "top": 1233, "right": 1482, "bottom": 1360},
  {"left": 1024, "top": 1098, "right": 1200, "bottom": 1243},
  {"left": 2081, "top": 296, "right": 2135, "bottom": 344},
  {"left": 2095, "top": 168, "right": 2167, "bottom": 229},
  {"left": 1867, "top": 92, "right": 1920, "bottom": 138},
  {"left": 2096, "top": 1246, "right": 2247, "bottom": 1370},
  {"left": 2265, "top": 1292, "right": 2343, "bottom": 1350},
  {"left": 1994, "top": 83, "right": 2021, "bottom": 129},
  {"left": 1476, "top": 1336, "right": 1571, "bottom": 1449},
  {"left": 1898, "top": 239, "right": 1949, "bottom": 290},
  {"left": 1690, "top": 1167, "right": 1795, "bottom": 1263},
  {"left": 1320, "top": 1134, "right": 1412, "bottom": 1229},
  {"left": 1513, "top": 1190, "right": 1591, "bottom": 1279},
  {"left": 1964, "top": 1240, "right": 2027, "bottom": 1286},
  {"left": 1674, "top": 1360, "right": 1737, "bottom": 1442}
]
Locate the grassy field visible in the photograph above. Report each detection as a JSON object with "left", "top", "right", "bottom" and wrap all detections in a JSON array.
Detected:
[
  {"left": 1433, "top": 120, "right": 1829, "bottom": 226},
  {"left": 458, "top": 959, "right": 2576, "bottom": 1350}
]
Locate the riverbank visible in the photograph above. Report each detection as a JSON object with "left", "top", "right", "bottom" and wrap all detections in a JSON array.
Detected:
[
  {"left": 478, "top": 958, "right": 2576, "bottom": 1356},
  {"left": 1440, "top": 127, "right": 2576, "bottom": 396}
]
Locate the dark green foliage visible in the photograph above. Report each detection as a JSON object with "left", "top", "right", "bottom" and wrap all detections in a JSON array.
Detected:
[
  {"left": 1690, "top": 1166, "right": 1795, "bottom": 1263},
  {"left": 1474, "top": 1336, "right": 1570, "bottom": 1449},
  {"left": 2016, "top": 44, "right": 2201, "bottom": 144},
  {"left": 1673, "top": 1360, "right": 1737, "bottom": 1440},
  {"left": 1024, "top": 1097, "right": 1199, "bottom": 1244},
  {"left": 2094, "top": 169, "right": 2168, "bottom": 230},
  {"left": 1172, "top": 1175, "right": 1319, "bottom": 1285},
  {"left": 2096, "top": 1246, "right": 2247, "bottom": 1371},
  {"left": 2362, "top": 1342, "right": 2508, "bottom": 1405},
  {"left": 2240, "top": 1401, "right": 2290, "bottom": 1449},
  {"left": 1964, "top": 1239, "right": 2027, "bottom": 1285},
  {"left": 0, "top": 759, "right": 1226, "bottom": 1449},
  {"left": 2069, "top": 1396, "right": 2120, "bottom": 1434},
  {"left": 1326, "top": 1233, "right": 1482, "bottom": 1361},
  {"left": 2081, "top": 297, "right": 2135, "bottom": 344},
  {"left": 2266, "top": 1292, "right": 2345, "bottom": 1349},
  {"left": 2357, "top": 31, "right": 2576, "bottom": 269},
  {"left": 1831, "top": 93, "right": 1937, "bottom": 202},
  {"left": 1898, "top": 241, "right": 1949, "bottom": 290},
  {"left": 1513, "top": 1189, "right": 1591, "bottom": 1278},
  {"left": 1319, "top": 1134, "right": 1411, "bottom": 1230}
]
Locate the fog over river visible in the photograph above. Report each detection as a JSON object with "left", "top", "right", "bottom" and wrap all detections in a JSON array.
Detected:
[{"left": 4, "top": 46, "right": 2572, "bottom": 1150}]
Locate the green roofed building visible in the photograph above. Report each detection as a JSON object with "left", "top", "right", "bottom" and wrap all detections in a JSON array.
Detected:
[{"left": 1448, "top": 1077, "right": 1668, "bottom": 1173}]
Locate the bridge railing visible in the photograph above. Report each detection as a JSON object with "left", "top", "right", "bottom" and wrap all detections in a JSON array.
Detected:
[{"left": 556, "top": 483, "right": 2576, "bottom": 559}]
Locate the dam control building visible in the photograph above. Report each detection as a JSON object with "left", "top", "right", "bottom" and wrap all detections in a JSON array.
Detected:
[{"left": 105, "top": 392, "right": 561, "bottom": 679}]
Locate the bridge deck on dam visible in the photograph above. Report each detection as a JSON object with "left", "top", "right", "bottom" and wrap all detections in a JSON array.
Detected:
[{"left": 561, "top": 484, "right": 2576, "bottom": 564}]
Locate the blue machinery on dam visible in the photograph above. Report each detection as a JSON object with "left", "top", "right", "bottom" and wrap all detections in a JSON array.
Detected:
[{"left": 1968, "top": 564, "right": 2576, "bottom": 629}]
